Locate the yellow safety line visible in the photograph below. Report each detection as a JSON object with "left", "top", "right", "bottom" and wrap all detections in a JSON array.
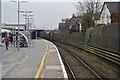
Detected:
[
  {"left": 85, "top": 49, "right": 120, "bottom": 65},
  {"left": 34, "top": 43, "right": 48, "bottom": 80},
  {"left": 60, "top": 41, "right": 120, "bottom": 65},
  {"left": 88, "top": 48, "right": 120, "bottom": 61}
]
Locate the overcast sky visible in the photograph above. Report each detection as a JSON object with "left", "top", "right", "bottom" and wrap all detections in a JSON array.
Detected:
[
  {"left": 2, "top": 0, "right": 120, "bottom": 2},
  {"left": 2, "top": 1, "right": 77, "bottom": 30},
  {"left": 2, "top": 0, "right": 120, "bottom": 30}
]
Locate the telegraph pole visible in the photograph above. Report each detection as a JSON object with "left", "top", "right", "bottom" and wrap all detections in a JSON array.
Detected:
[
  {"left": 0, "top": 0, "right": 2, "bottom": 79},
  {"left": 17, "top": 0, "right": 20, "bottom": 50},
  {"left": 10, "top": 0, "right": 27, "bottom": 50},
  {"left": 0, "top": 0, "right": 2, "bottom": 43},
  {"left": 0, "top": 0, "right": 2, "bottom": 42}
]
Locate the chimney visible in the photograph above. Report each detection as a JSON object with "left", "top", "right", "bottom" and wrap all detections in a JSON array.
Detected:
[{"left": 72, "top": 14, "right": 75, "bottom": 18}]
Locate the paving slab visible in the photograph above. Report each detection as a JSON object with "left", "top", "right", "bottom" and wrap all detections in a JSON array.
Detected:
[
  {"left": 2, "top": 39, "right": 46, "bottom": 78},
  {"left": 1, "top": 39, "right": 68, "bottom": 79},
  {"left": 40, "top": 40, "right": 68, "bottom": 79}
]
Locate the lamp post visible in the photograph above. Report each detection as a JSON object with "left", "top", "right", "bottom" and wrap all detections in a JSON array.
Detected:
[
  {"left": 22, "top": 11, "right": 33, "bottom": 43},
  {"left": 17, "top": 1, "right": 20, "bottom": 50},
  {"left": 10, "top": 0, "right": 27, "bottom": 50},
  {"left": 0, "top": 0, "right": 2, "bottom": 79},
  {"left": 27, "top": 16, "right": 34, "bottom": 43},
  {"left": 0, "top": 0, "right": 1, "bottom": 42},
  {"left": 21, "top": 10, "right": 32, "bottom": 31},
  {"left": 29, "top": 19, "right": 34, "bottom": 41},
  {"left": 22, "top": 14, "right": 34, "bottom": 43}
]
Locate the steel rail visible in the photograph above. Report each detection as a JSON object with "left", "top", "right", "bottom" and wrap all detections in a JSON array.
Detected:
[
  {"left": 59, "top": 51, "right": 77, "bottom": 80},
  {"left": 56, "top": 43, "right": 108, "bottom": 80},
  {"left": 85, "top": 45, "right": 120, "bottom": 58},
  {"left": 57, "top": 41, "right": 120, "bottom": 65},
  {"left": 83, "top": 45, "right": 120, "bottom": 65}
]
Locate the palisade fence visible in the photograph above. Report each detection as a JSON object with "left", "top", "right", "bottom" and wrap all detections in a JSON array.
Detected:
[
  {"left": 40, "top": 24, "right": 120, "bottom": 52},
  {"left": 53, "top": 32, "right": 85, "bottom": 42},
  {"left": 90, "top": 24, "right": 120, "bottom": 52}
]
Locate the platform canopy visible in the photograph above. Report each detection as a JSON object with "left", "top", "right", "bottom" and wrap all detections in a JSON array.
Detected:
[
  {"left": 1, "top": 29, "right": 11, "bottom": 33},
  {"left": 1, "top": 23, "right": 26, "bottom": 29}
]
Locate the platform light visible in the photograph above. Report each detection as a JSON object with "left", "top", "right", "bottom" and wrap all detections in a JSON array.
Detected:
[{"left": 10, "top": 0, "right": 27, "bottom": 50}]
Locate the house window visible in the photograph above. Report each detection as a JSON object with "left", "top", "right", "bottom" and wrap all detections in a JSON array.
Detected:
[
  {"left": 102, "top": 16, "right": 104, "bottom": 24},
  {"left": 107, "top": 15, "right": 109, "bottom": 24}
]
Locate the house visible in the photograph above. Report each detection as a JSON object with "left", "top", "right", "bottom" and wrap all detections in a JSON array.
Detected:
[
  {"left": 94, "top": 2, "right": 120, "bottom": 25},
  {"left": 59, "top": 14, "right": 82, "bottom": 31},
  {"left": 58, "top": 23, "right": 66, "bottom": 31},
  {"left": 69, "top": 16, "right": 76, "bottom": 29},
  {"left": 94, "top": 12, "right": 101, "bottom": 25},
  {"left": 69, "top": 14, "right": 82, "bottom": 30}
]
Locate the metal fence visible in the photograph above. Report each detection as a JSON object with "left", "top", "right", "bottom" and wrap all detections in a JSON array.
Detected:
[
  {"left": 40, "top": 24, "right": 120, "bottom": 52},
  {"left": 90, "top": 24, "right": 120, "bottom": 52}
]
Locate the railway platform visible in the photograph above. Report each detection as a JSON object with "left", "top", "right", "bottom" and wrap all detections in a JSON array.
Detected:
[
  {"left": 39, "top": 40, "right": 68, "bottom": 79},
  {"left": 1, "top": 39, "right": 68, "bottom": 79}
]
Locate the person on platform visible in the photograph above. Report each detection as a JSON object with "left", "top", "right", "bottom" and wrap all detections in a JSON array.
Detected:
[
  {"left": 9, "top": 32, "right": 13, "bottom": 45},
  {"left": 3, "top": 36, "right": 10, "bottom": 50}
]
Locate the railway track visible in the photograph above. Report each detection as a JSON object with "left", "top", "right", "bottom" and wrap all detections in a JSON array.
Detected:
[
  {"left": 84, "top": 45, "right": 120, "bottom": 65},
  {"left": 60, "top": 52, "right": 77, "bottom": 79},
  {"left": 56, "top": 43, "right": 108, "bottom": 80},
  {"left": 56, "top": 41, "right": 120, "bottom": 65}
]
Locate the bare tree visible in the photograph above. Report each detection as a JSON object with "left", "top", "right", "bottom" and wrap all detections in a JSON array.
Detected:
[{"left": 76, "top": 0, "right": 103, "bottom": 15}]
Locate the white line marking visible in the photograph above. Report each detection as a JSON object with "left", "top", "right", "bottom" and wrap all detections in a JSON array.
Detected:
[
  {"left": 46, "top": 66, "right": 61, "bottom": 70},
  {"left": 49, "top": 41, "right": 68, "bottom": 79},
  {"left": 43, "top": 39, "right": 68, "bottom": 79},
  {"left": 7, "top": 55, "right": 28, "bottom": 78},
  {"left": 49, "top": 50, "right": 56, "bottom": 52},
  {"left": 2, "top": 64, "right": 15, "bottom": 77},
  {"left": 49, "top": 46, "right": 54, "bottom": 48}
]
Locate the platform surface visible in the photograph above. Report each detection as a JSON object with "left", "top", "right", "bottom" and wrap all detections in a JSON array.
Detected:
[
  {"left": 1, "top": 39, "right": 68, "bottom": 79},
  {"left": 40, "top": 40, "right": 68, "bottom": 79}
]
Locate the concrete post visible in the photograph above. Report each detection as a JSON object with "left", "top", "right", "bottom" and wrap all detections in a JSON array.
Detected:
[
  {"left": 118, "top": 24, "right": 120, "bottom": 52},
  {"left": 17, "top": 1, "right": 20, "bottom": 50},
  {"left": 0, "top": 0, "right": 2, "bottom": 79},
  {"left": 36, "top": 31, "right": 37, "bottom": 39}
]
